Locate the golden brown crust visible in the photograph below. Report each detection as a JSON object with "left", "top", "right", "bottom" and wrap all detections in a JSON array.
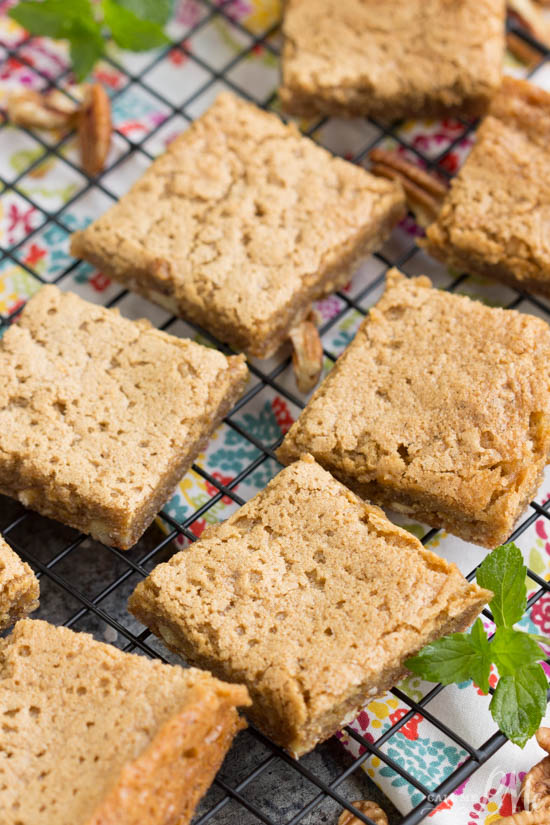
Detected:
[
  {"left": 277, "top": 270, "right": 550, "bottom": 547},
  {"left": 488, "top": 76, "right": 550, "bottom": 148},
  {"left": 70, "top": 92, "right": 405, "bottom": 358},
  {"left": 0, "top": 285, "right": 248, "bottom": 549},
  {"left": 129, "top": 455, "right": 490, "bottom": 757},
  {"left": 280, "top": 0, "right": 505, "bottom": 120},
  {"left": 0, "top": 619, "right": 250, "bottom": 825},
  {"left": 88, "top": 698, "right": 246, "bottom": 825}
]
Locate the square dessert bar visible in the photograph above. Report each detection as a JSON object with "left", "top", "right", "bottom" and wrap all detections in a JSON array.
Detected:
[
  {"left": 278, "top": 271, "right": 550, "bottom": 547},
  {"left": 279, "top": 0, "right": 505, "bottom": 120},
  {"left": 129, "top": 455, "right": 490, "bottom": 757},
  {"left": 0, "top": 285, "right": 248, "bottom": 549},
  {"left": 0, "top": 619, "right": 249, "bottom": 825},
  {"left": 425, "top": 77, "right": 550, "bottom": 299},
  {"left": 0, "top": 536, "right": 39, "bottom": 630},
  {"left": 70, "top": 92, "right": 405, "bottom": 358}
]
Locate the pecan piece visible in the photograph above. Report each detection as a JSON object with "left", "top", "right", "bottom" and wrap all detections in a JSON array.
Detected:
[
  {"left": 338, "top": 800, "right": 388, "bottom": 825},
  {"left": 508, "top": 0, "right": 550, "bottom": 47},
  {"left": 506, "top": 32, "right": 542, "bottom": 68},
  {"left": 496, "top": 728, "right": 550, "bottom": 823},
  {"left": 78, "top": 83, "right": 112, "bottom": 177},
  {"left": 369, "top": 148, "right": 448, "bottom": 228},
  {"left": 537, "top": 727, "right": 550, "bottom": 754},
  {"left": 7, "top": 88, "right": 79, "bottom": 131},
  {"left": 495, "top": 808, "right": 550, "bottom": 824},
  {"left": 520, "top": 729, "right": 550, "bottom": 812},
  {"left": 288, "top": 317, "right": 323, "bottom": 394},
  {"left": 522, "top": 755, "right": 550, "bottom": 811}
]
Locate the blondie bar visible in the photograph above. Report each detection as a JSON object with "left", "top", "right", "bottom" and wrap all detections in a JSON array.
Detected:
[
  {"left": 70, "top": 92, "right": 405, "bottom": 358},
  {"left": 277, "top": 271, "right": 550, "bottom": 547},
  {"left": 0, "top": 619, "right": 249, "bottom": 825},
  {"left": 0, "top": 285, "right": 248, "bottom": 549},
  {"left": 280, "top": 0, "right": 505, "bottom": 120},
  {"left": 425, "top": 77, "right": 550, "bottom": 299},
  {"left": 0, "top": 536, "right": 39, "bottom": 630},
  {"left": 129, "top": 455, "right": 491, "bottom": 757}
]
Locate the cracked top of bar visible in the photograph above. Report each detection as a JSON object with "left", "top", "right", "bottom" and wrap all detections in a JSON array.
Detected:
[
  {"left": 0, "top": 619, "right": 249, "bottom": 825},
  {"left": 0, "top": 285, "right": 247, "bottom": 548},
  {"left": 424, "top": 77, "right": 550, "bottom": 299},
  {"left": 71, "top": 91, "right": 405, "bottom": 357},
  {"left": 129, "top": 455, "right": 490, "bottom": 757},
  {"left": 279, "top": 0, "right": 505, "bottom": 120},
  {"left": 278, "top": 270, "right": 550, "bottom": 546}
]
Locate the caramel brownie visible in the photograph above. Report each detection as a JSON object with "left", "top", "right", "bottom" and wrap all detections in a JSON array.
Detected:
[
  {"left": 0, "top": 286, "right": 247, "bottom": 549},
  {"left": 71, "top": 92, "right": 405, "bottom": 358},
  {"left": 129, "top": 455, "right": 490, "bottom": 757},
  {"left": 280, "top": 0, "right": 505, "bottom": 120},
  {"left": 278, "top": 270, "right": 550, "bottom": 546}
]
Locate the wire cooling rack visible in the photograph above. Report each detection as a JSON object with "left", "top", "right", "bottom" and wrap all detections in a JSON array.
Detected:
[{"left": 1, "top": 4, "right": 550, "bottom": 825}]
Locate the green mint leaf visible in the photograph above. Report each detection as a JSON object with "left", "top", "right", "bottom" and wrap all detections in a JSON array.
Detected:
[
  {"left": 102, "top": 0, "right": 170, "bottom": 51},
  {"left": 469, "top": 618, "right": 492, "bottom": 693},
  {"left": 491, "top": 627, "right": 545, "bottom": 677},
  {"left": 490, "top": 663, "right": 548, "bottom": 747},
  {"left": 477, "top": 543, "right": 526, "bottom": 627},
  {"left": 405, "top": 622, "right": 491, "bottom": 689},
  {"left": 69, "top": 22, "right": 105, "bottom": 81},
  {"left": 111, "top": 0, "right": 174, "bottom": 25},
  {"left": 9, "top": 0, "right": 96, "bottom": 39}
]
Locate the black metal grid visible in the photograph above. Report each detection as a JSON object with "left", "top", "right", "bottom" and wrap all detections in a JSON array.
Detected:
[{"left": 1, "top": 4, "right": 550, "bottom": 824}]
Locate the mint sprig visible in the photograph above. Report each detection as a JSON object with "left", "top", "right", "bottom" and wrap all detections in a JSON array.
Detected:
[
  {"left": 9, "top": 0, "right": 172, "bottom": 81},
  {"left": 405, "top": 543, "right": 549, "bottom": 747}
]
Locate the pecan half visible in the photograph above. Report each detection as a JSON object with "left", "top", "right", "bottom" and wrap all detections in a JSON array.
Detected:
[
  {"left": 7, "top": 88, "right": 80, "bottom": 131},
  {"left": 495, "top": 728, "right": 550, "bottom": 823},
  {"left": 537, "top": 727, "right": 550, "bottom": 754},
  {"left": 288, "top": 317, "right": 323, "bottom": 394},
  {"left": 78, "top": 83, "right": 112, "bottom": 177},
  {"left": 369, "top": 148, "right": 448, "bottom": 228},
  {"left": 495, "top": 807, "right": 550, "bottom": 825},
  {"left": 508, "top": 0, "right": 550, "bottom": 47},
  {"left": 522, "top": 755, "right": 550, "bottom": 811},
  {"left": 506, "top": 31, "right": 542, "bottom": 68},
  {"left": 520, "top": 730, "right": 550, "bottom": 813},
  {"left": 338, "top": 800, "right": 388, "bottom": 825}
]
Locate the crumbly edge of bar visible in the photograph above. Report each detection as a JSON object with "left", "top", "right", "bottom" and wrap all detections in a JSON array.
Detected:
[
  {"left": 424, "top": 81, "right": 550, "bottom": 289},
  {"left": 279, "top": 82, "right": 494, "bottom": 122},
  {"left": 129, "top": 574, "right": 488, "bottom": 758},
  {"left": 279, "top": 0, "right": 504, "bottom": 121},
  {"left": 289, "top": 582, "right": 488, "bottom": 757},
  {"left": 0, "top": 356, "right": 248, "bottom": 549},
  {"left": 0, "top": 567, "right": 39, "bottom": 632},
  {"left": 70, "top": 193, "right": 405, "bottom": 358},
  {"left": 87, "top": 694, "right": 246, "bottom": 825},
  {"left": 423, "top": 222, "right": 550, "bottom": 300},
  {"left": 277, "top": 437, "right": 548, "bottom": 547}
]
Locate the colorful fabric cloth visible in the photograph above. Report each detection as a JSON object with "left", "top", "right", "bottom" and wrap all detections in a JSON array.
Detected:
[{"left": 1, "top": 3, "right": 550, "bottom": 822}]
